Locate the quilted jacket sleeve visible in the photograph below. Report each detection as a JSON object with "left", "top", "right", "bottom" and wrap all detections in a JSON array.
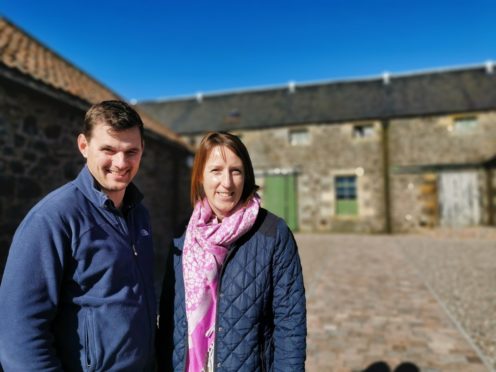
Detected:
[
  {"left": 272, "top": 220, "right": 307, "bottom": 371},
  {"left": 0, "top": 212, "right": 66, "bottom": 371}
]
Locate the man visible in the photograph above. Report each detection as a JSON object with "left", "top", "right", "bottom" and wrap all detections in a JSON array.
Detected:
[{"left": 0, "top": 101, "right": 156, "bottom": 371}]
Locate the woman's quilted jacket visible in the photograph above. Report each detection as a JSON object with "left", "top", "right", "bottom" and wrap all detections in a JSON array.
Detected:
[{"left": 157, "top": 208, "right": 307, "bottom": 371}]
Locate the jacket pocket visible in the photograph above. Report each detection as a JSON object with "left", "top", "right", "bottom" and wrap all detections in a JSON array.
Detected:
[{"left": 84, "top": 309, "right": 95, "bottom": 372}]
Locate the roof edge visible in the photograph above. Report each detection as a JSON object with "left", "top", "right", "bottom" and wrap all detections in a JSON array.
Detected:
[
  {"left": 0, "top": 16, "right": 121, "bottom": 101},
  {"left": 140, "top": 61, "right": 494, "bottom": 104}
]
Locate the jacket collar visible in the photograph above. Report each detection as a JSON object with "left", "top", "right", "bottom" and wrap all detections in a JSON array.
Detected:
[{"left": 72, "top": 165, "right": 143, "bottom": 210}]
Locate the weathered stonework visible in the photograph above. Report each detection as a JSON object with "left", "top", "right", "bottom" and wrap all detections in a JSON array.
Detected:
[
  {"left": 389, "top": 113, "right": 496, "bottom": 166},
  {"left": 0, "top": 78, "right": 192, "bottom": 285},
  {"left": 135, "top": 135, "right": 192, "bottom": 280},
  {"left": 182, "top": 111, "right": 496, "bottom": 233},
  {"left": 389, "top": 112, "right": 496, "bottom": 232},
  {"left": 0, "top": 83, "right": 81, "bottom": 276},
  {"left": 218, "top": 121, "right": 388, "bottom": 233}
]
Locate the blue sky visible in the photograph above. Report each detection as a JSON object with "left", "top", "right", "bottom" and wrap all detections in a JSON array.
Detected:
[{"left": 1, "top": 0, "right": 495, "bottom": 101}]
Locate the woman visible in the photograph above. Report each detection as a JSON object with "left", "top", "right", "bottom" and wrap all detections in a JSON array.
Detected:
[{"left": 157, "top": 132, "right": 306, "bottom": 371}]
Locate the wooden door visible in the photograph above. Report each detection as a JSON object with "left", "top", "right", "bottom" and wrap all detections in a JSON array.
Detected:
[
  {"left": 262, "top": 174, "right": 298, "bottom": 231},
  {"left": 438, "top": 171, "right": 480, "bottom": 227}
]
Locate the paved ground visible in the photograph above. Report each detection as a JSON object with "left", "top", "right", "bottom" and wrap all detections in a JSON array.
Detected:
[{"left": 296, "top": 232, "right": 495, "bottom": 372}]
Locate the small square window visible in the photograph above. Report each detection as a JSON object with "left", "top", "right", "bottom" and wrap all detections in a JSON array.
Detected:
[
  {"left": 452, "top": 116, "right": 478, "bottom": 134},
  {"left": 289, "top": 129, "right": 310, "bottom": 145},
  {"left": 353, "top": 124, "right": 374, "bottom": 138}
]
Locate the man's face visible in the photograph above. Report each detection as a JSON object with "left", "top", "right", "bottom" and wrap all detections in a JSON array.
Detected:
[{"left": 78, "top": 122, "right": 143, "bottom": 206}]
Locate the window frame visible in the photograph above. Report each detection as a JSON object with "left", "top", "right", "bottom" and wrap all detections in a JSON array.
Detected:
[
  {"left": 352, "top": 123, "right": 375, "bottom": 139},
  {"left": 335, "top": 175, "right": 358, "bottom": 216},
  {"left": 289, "top": 129, "right": 311, "bottom": 146},
  {"left": 451, "top": 116, "right": 478, "bottom": 134}
]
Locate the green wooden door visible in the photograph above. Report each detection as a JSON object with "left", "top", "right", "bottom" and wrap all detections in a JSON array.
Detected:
[{"left": 263, "top": 175, "right": 298, "bottom": 231}]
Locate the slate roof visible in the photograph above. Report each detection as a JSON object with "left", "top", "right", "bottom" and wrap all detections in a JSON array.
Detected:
[
  {"left": 138, "top": 64, "right": 496, "bottom": 135},
  {"left": 0, "top": 17, "right": 188, "bottom": 149}
]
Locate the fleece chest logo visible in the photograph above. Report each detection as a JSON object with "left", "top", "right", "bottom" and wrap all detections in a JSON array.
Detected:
[{"left": 140, "top": 229, "right": 150, "bottom": 237}]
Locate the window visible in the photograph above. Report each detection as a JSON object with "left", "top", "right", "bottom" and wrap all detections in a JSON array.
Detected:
[
  {"left": 353, "top": 124, "right": 374, "bottom": 138},
  {"left": 289, "top": 129, "right": 310, "bottom": 145},
  {"left": 452, "top": 116, "right": 478, "bottom": 134},
  {"left": 335, "top": 176, "right": 358, "bottom": 215}
]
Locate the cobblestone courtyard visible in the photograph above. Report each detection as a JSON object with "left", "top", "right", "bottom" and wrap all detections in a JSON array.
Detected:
[{"left": 296, "top": 230, "right": 496, "bottom": 372}]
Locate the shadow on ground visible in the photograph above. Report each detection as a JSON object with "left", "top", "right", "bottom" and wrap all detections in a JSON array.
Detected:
[{"left": 362, "top": 361, "right": 420, "bottom": 372}]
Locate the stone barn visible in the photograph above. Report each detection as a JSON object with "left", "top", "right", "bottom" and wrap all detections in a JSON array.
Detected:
[
  {"left": 0, "top": 17, "right": 193, "bottom": 282},
  {"left": 139, "top": 64, "right": 496, "bottom": 233}
]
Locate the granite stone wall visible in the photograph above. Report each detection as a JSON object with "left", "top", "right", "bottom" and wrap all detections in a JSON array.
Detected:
[{"left": 0, "top": 78, "right": 192, "bottom": 285}]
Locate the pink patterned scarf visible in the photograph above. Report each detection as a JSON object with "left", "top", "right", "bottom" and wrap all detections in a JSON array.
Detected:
[{"left": 182, "top": 195, "right": 260, "bottom": 372}]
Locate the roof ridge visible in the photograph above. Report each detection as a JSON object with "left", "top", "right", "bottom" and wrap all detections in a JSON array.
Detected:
[{"left": 144, "top": 61, "right": 492, "bottom": 103}]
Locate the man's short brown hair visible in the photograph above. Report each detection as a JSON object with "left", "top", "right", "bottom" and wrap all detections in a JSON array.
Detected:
[{"left": 83, "top": 100, "right": 144, "bottom": 140}]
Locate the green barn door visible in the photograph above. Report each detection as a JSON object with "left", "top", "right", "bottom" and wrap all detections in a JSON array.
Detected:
[{"left": 263, "top": 174, "right": 298, "bottom": 231}]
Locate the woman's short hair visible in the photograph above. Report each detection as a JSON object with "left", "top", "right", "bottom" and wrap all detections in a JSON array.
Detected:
[{"left": 190, "top": 131, "right": 259, "bottom": 206}]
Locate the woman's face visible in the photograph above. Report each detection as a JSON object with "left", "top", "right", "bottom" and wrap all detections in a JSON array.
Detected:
[{"left": 202, "top": 145, "right": 245, "bottom": 221}]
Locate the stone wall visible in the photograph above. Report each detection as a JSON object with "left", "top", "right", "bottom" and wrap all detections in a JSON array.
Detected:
[
  {"left": 135, "top": 134, "right": 192, "bottom": 283},
  {"left": 389, "top": 173, "right": 431, "bottom": 232},
  {"left": 199, "top": 121, "right": 388, "bottom": 233},
  {"left": 183, "top": 110, "right": 496, "bottom": 233},
  {"left": 0, "top": 77, "right": 192, "bottom": 285},
  {"left": 0, "top": 79, "right": 84, "bottom": 277},
  {"left": 389, "top": 112, "right": 496, "bottom": 231},
  {"left": 389, "top": 112, "right": 496, "bottom": 166},
  {"left": 390, "top": 169, "right": 494, "bottom": 232}
]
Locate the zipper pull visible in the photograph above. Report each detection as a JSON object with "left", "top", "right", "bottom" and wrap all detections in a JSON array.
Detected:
[{"left": 132, "top": 244, "right": 138, "bottom": 256}]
